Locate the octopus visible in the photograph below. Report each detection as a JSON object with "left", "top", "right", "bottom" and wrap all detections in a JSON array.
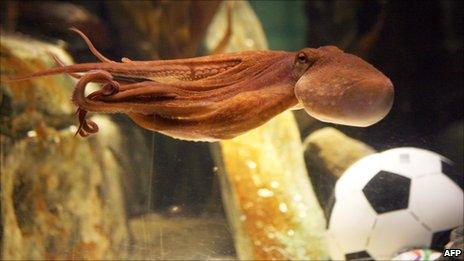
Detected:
[{"left": 12, "top": 28, "right": 394, "bottom": 141}]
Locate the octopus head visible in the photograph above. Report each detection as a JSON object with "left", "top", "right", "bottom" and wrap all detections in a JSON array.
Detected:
[{"left": 292, "top": 46, "right": 394, "bottom": 127}]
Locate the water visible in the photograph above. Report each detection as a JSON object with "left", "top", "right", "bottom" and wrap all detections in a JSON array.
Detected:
[{"left": 0, "top": 1, "right": 462, "bottom": 260}]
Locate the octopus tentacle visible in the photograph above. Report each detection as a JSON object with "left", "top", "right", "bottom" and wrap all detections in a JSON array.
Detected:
[
  {"left": 48, "top": 52, "right": 82, "bottom": 79},
  {"left": 75, "top": 108, "right": 98, "bottom": 137},
  {"left": 72, "top": 70, "right": 120, "bottom": 136},
  {"left": 71, "top": 70, "right": 221, "bottom": 136},
  {"left": 69, "top": 27, "right": 115, "bottom": 63},
  {"left": 72, "top": 70, "right": 120, "bottom": 111}
]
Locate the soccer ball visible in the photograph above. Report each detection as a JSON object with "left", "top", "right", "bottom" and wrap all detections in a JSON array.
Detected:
[{"left": 326, "top": 147, "right": 463, "bottom": 260}]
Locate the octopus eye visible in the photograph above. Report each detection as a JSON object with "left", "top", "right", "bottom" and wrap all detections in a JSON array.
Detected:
[
  {"left": 297, "top": 52, "right": 308, "bottom": 63},
  {"left": 292, "top": 52, "right": 313, "bottom": 79}
]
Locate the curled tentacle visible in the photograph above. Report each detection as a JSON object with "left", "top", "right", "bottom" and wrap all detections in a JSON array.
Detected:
[
  {"left": 75, "top": 108, "right": 99, "bottom": 137},
  {"left": 72, "top": 70, "right": 120, "bottom": 137},
  {"left": 101, "top": 82, "right": 119, "bottom": 95},
  {"left": 72, "top": 70, "right": 120, "bottom": 109},
  {"left": 75, "top": 108, "right": 96, "bottom": 137}
]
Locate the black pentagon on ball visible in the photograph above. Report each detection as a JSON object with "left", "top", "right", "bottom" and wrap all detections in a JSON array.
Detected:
[
  {"left": 441, "top": 160, "right": 463, "bottom": 190},
  {"left": 345, "top": 250, "right": 374, "bottom": 261},
  {"left": 431, "top": 228, "right": 453, "bottom": 251},
  {"left": 362, "top": 171, "right": 411, "bottom": 214}
]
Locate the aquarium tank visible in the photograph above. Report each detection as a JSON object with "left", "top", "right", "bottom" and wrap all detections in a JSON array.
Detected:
[{"left": 0, "top": 1, "right": 462, "bottom": 260}]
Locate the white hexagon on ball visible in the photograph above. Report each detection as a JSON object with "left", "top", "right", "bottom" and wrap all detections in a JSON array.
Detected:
[
  {"left": 378, "top": 147, "right": 444, "bottom": 179},
  {"left": 409, "top": 173, "right": 463, "bottom": 232},
  {"left": 367, "top": 210, "right": 432, "bottom": 259},
  {"left": 328, "top": 191, "right": 377, "bottom": 258},
  {"left": 327, "top": 147, "right": 463, "bottom": 260}
]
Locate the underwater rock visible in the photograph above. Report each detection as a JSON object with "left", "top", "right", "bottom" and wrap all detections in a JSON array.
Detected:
[
  {"left": 205, "top": 1, "right": 268, "bottom": 53},
  {"left": 0, "top": 34, "right": 75, "bottom": 137},
  {"left": 304, "top": 127, "right": 376, "bottom": 178},
  {"left": 1, "top": 125, "right": 130, "bottom": 260},
  {"left": 214, "top": 112, "right": 328, "bottom": 260},
  {"left": 0, "top": 34, "right": 130, "bottom": 259},
  {"left": 0, "top": 32, "right": 152, "bottom": 218},
  {"left": 303, "top": 127, "right": 376, "bottom": 209},
  {"left": 207, "top": 2, "right": 327, "bottom": 260}
]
